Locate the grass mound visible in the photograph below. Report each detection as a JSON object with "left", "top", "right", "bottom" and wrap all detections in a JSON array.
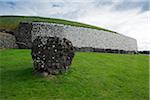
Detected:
[
  {"left": 0, "top": 49, "right": 149, "bottom": 100},
  {"left": 0, "top": 16, "right": 117, "bottom": 33}
]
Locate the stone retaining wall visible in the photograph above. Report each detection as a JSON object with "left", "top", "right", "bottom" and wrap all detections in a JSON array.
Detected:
[
  {"left": 14, "top": 22, "right": 138, "bottom": 53},
  {"left": 31, "top": 22, "right": 138, "bottom": 52}
]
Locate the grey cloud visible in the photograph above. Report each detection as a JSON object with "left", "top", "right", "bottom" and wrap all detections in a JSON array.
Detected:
[
  {"left": 93, "top": 0, "right": 149, "bottom": 12},
  {"left": 114, "top": 1, "right": 149, "bottom": 12}
]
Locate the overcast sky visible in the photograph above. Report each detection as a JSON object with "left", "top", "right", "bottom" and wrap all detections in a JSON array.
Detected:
[{"left": 0, "top": 0, "right": 149, "bottom": 50}]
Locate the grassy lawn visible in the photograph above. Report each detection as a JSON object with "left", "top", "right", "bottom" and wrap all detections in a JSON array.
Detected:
[
  {"left": 0, "top": 16, "right": 116, "bottom": 33},
  {"left": 0, "top": 49, "right": 149, "bottom": 100}
]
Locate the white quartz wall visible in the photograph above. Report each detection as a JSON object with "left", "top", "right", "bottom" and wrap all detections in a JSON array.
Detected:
[{"left": 31, "top": 22, "right": 137, "bottom": 51}]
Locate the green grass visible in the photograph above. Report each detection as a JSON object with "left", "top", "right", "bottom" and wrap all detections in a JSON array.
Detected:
[
  {"left": 0, "top": 49, "right": 149, "bottom": 100},
  {"left": 0, "top": 15, "right": 117, "bottom": 33}
]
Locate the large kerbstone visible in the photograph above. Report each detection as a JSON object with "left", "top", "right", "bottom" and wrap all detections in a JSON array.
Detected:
[
  {"left": 15, "top": 22, "right": 32, "bottom": 49},
  {"left": 31, "top": 36, "right": 75, "bottom": 75}
]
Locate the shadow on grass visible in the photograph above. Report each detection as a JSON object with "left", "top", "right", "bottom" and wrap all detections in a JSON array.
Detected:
[
  {"left": 1, "top": 66, "right": 75, "bottom": 84},
  {"left": 0, "top": 67, "right": 44, "bottom": 84}
]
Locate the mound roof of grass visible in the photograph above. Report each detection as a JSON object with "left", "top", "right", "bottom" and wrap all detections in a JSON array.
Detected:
[{"left": 0, "top": 15, "right": 117, "bottom": 33}]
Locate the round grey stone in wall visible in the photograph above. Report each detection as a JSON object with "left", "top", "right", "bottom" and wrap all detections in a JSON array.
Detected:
[
  {"left": 31, "top": 36, "right": 75, "bottom": 75},
  {"left": 0, "top": 32, "right": 18, "bottom": 48}
]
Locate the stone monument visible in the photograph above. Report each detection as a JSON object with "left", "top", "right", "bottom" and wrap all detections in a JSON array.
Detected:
[{"left": 31, "top": 36, "right": 75, "bottom": 76}]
